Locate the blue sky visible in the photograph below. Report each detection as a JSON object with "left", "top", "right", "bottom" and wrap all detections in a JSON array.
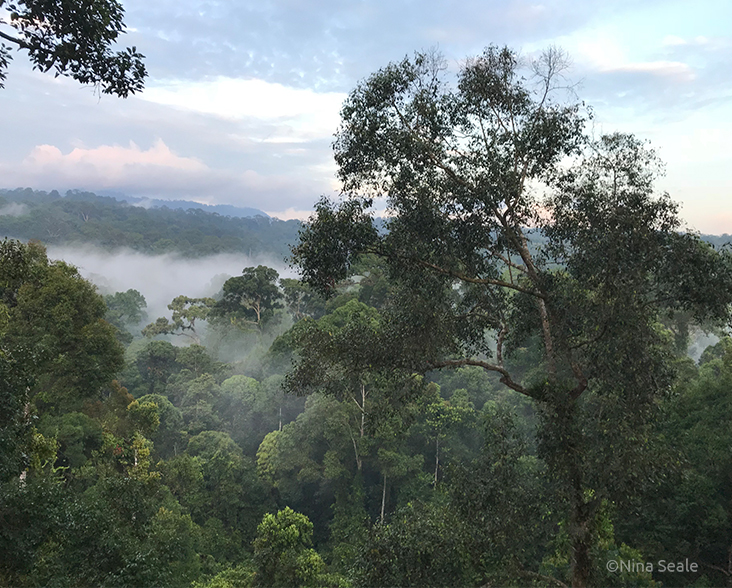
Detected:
[{"left": 1, "top": 0, "right": 730, "bottom": 233}]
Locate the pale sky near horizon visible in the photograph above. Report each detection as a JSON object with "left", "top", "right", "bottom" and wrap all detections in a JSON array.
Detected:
[{"left": 1, "top": 0, "right": 731, "bottom": 233}]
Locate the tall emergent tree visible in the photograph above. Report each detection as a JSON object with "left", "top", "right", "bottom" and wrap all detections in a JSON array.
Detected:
[
  {"left": 211, "top": 266, "right": 284, "bottom": 334},
  {"left": 0, "top": 0, "right": 146, "bottom": 96},
  {"left": 292, "top": 46, "right": 732, "bottom": 587}
]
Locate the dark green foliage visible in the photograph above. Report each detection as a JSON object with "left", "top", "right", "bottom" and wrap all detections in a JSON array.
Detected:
[
  {"left": 351, "top": 500, "right": 477, "bottom": 588},
  {"left": 291, "top": 45, "right": 732, "bottom": 587},
  {"left": 217, "top": 374, "right": 303, "bottom": 456},
  {"left": 193, "top": 563, "right": 255, "bottom": 588},
  {"left": 180, "top": 375, "right": 223, "bottom": 434},
  {"left": 450, "top": 403, "right": 556, "bottom": 584},
  {"left": 280, "top": 278, "right": 326, "bottom": 321},
  {"left": 0, "top": 189, "right": 300, "bottom": 258},
  {"left": 698, "top": 336, "right": 730, "bottom": 365},
  {"left": 0, "top": 473, "right": 200, "bottom": 587},
  {"left": 104, "top": 289, "right": 147, "bottom": 326},
  {"left": 186, "top": 431, "right": 272, "bottom": 541},
  {"left": 0, "top": 345, "right": 32, "bottom": 482},
  {"left": 0, "top": 239, "right": 123, "bottom": 416},
  {"left": 104, "top": 289, "right": 147, "bottom": 344},
  {"left": 143, "top": 296, "right": 216, "bottom": 344},
  {"left": 177, "top": 344, "right": 226, "bottom": 379},
  {"left": 135, "top": 340, "right": 178, "bottom": 396},
  {"left": 294, "top": 197, "right": 379, "bottom": 298},
  {"left": 212, "top": 266, "right": 284, "bottom": 333},
  {"left": 0, "top": 0, "right": 146, "bottom": 95},
  {"left": 135, "top": 393, "right": 185, "bottom": 459},
  {"left": 38, "top": 412, "right": 102, "bottom": 469},
  {"left": 617, "top": 338, "right": 732, "bottom": 587}
]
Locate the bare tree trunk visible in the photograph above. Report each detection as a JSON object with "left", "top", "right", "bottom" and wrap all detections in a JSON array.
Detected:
[
  {"left": 380, "top": 473, "right": 387, "bottom": 524},
  {"left": 347, "top": 424, "right": 362, "bottom": 470},
  {"left": 433, "top": 437, "right": 439, "bottom": 486},
  {"left": 360, "top": 383, "right": 366, "bottom": 438}
]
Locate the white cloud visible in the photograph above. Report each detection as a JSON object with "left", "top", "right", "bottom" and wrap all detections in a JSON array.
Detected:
[
  {"left": 662, "top": 35, "right": 687, "bottom": 47},
  {"left": 606, "top": 60, "right": 695, "bottom": 81},
  {"left": 6, "top": 140, "right": 208, "bottom": 193},
  {"left": 142, "top": 77, "right": 346, "bottom": 142},
  {"left": 0, "top": 140, "right": 324, "bottom": 206},
  {"left": 23, "top": 139, "right": 206, "bottom": 176}
]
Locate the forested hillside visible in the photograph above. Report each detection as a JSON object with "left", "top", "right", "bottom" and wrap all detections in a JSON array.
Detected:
[
  {"left": 0, "top": 188, "right": 300, "bottom": 259},
  {"left": 3, "top": 44, "right": 732, "bottom": 588},
  {"left": 1, "top": 188, "right": 728, "bottom": 262}
]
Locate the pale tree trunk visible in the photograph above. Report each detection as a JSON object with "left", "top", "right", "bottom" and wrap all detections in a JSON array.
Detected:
[
  {"left": 19, "top": 401, "right": 30, "bottom": 485},
  {"left": 433, "top": 437, "right": 439, "bottom": 486},
  {"left": 360, "top": 383, "right": 366, "bottom": 438},
  {"left": 346, "top": 383, "right": 367, "bottom": 471},
  {"left": 380, "top": 473, "right": 387, "bottom": 524},
  {"left": 351, "top": 383, "right": 367, "bottom": 437},
  {"left": 347, "top": 425, "right": 362, "bottom": 470}
]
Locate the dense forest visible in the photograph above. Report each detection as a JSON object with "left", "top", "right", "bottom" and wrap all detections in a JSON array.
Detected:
[
  {"left": 4, "top": 46, "right": 732, "bottom": 588},
  {"left": 3, "top": 231, "right": 732, "bottom": 588},
  {"left": 0, "top": 188, "right": 300, "bottom": 259}
]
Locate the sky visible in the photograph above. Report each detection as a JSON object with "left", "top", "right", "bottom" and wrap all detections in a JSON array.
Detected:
[{"left": 1, "top": 0, "right": 731, "bottom": 233}]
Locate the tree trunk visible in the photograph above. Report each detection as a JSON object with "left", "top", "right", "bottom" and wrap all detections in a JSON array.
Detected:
[
  {"left": 380, "top": 473, "right": 387, "bottom": 524},
  {"left": 567, "top": 423, "right": 595, "bottom": 588},
  {"left": 360, "top": 383, "right": 366, "bottom": 438},
  {"left": 569, "top": 499, "right": 593, "bottom": 588},
  {"left": 347, "top": 425, "right": 362, "bottom": 470},
  {"left": 433, "top": 437, "right": 439, "bottom": 486},
  {"left": 544, "top": 394, "right": 595, "bottom": 588}
]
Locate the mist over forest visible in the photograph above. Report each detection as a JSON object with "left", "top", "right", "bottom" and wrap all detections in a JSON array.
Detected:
[
  {"left": 47, "top": 245, "right": 294, "bottom": 324},
  {"left": 1, "top": 175, "right": 731, "bottom": 588},
  {"left": 3, "top": 27, "right": 732, "bottom": 588}
]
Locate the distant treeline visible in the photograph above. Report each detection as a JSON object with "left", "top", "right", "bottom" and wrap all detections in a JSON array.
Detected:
[
  {"left": 0, "top": 188, "right": 729, "bottom": 259},
  {"left": 0, "top": 188, "right": 301, "bottom": 259}
]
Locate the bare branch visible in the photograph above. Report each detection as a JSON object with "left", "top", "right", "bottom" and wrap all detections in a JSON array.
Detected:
[
  {"left": 569, "top": 360, "right": 588, "bottom": 400},
  {"left": 0, "top": 28, "right": 30, "bottom": 49},
  {"left": 496, "top": 323, "right": 508, "bottom": 367},
  {"left": 413, "top": 257, "right": 544, "bottom": 298},
  {"left": 426, "top": 357, "right": 530, "bottom": 397},
  {"left": 492, "top": 250, "right": 527, "bottom": 275}
]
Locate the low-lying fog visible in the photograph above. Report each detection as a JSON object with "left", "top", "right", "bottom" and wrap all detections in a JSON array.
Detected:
[
  {"left": 43, "top": 244, "right": 721, "bottom": 364},
  {"left": 46, "top": 245, "right": 297, "bottom": 322}
]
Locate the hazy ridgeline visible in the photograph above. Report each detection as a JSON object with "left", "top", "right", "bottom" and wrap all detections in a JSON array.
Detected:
[{"left": 0, "top": 188, "right": 300, "bottom": 259}]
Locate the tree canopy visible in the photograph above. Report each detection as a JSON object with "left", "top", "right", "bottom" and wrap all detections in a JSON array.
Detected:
[
  {"left": 0, "top": 0, "right": 145, "bottom": 95},
  {"left": 292, "top": 45, "right": 732, "bottom": 587}
]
